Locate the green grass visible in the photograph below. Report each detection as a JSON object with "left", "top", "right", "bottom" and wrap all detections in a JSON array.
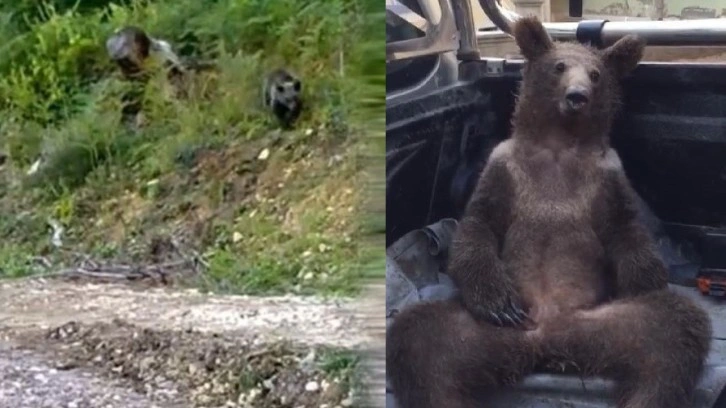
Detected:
[
  {"left": 317, "top": 348, "right": 363, "bottom": 400},
  {"left": 318, "top": 349, "right": 361, "bottom": 377},
  {"left": 0, "top": 0, "right": 385, "bottom": 295}
]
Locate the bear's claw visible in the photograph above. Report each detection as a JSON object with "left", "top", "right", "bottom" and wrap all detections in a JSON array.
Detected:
[{"left": 485, "top": 300, "right": 528, "bottom": 327}]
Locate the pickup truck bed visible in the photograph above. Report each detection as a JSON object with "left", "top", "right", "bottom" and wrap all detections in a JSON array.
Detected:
[{"left": 386, "top": 58, "right": 726, "bottom": 407}]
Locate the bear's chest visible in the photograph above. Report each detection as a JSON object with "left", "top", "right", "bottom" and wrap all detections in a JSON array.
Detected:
[{"left": 505, "top": 148, "right": 603, "bottom": 221}]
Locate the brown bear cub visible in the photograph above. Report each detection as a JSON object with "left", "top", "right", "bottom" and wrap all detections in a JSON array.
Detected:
[{"left": 387, "top": 16, "right": 712, "bottom": 408}]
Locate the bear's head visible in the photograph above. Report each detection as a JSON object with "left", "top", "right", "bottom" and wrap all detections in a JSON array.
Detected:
[{"left": 511, "top": 16, "right": 645, "bottom": 138}]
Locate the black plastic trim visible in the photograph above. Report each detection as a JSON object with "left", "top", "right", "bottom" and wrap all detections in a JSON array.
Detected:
[{"left": 576, "top": 19, "right": 608, "bottom": 48}]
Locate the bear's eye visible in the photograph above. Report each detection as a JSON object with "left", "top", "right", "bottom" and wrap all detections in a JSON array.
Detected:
[
  {"left": 589, "top": 70, "right": 600, "bottom": 82},
  {"left": 555, "top": 62, "right": 566, "bottom": 73}
]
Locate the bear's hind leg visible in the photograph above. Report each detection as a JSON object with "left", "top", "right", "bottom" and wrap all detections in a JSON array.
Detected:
[
  {"left": 539, "top": 290, "right": 711, "bottom": 408},
  {"left": 387, "top": 300, "right": 538, "bottom": 408}
]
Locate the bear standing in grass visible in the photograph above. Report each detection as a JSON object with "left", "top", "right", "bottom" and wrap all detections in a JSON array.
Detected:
[{"left": 387, "top": 16, "right": 712, "bottom": 408}]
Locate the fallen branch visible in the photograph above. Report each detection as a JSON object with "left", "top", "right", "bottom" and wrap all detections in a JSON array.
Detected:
[{"left": 19, "top": 257, "right": 204, "bottom": 285}]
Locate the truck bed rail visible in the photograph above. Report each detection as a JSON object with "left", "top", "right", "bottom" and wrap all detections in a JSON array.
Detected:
[{"left": 478, "top": 0, "right": 726, "bottom": 47}]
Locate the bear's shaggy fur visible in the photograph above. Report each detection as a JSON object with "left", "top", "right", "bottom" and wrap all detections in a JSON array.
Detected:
[{"left": 387, "top": 16, "right": 712, "bottom": 408}]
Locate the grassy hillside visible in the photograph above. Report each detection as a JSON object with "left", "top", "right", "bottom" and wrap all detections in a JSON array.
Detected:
[{"left": 0, "top": 0, "right": 384, "bottom": 296}]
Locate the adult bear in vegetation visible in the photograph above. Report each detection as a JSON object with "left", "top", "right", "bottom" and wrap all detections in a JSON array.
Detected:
[{"left": 387, "top": 16, "right": 711, "bottom": 408}]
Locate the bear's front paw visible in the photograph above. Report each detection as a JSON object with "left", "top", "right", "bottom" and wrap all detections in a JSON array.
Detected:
[{"left": 463, "top": 288, "right": 528, "bottom": 327}]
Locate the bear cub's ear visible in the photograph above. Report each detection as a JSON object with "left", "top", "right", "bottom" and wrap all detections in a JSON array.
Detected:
[
  {"left": 512, "top": 16, "right": 553, "bottom": 61},
  {"left": 601, "top": 35, "right": 646, "bottom": 78}
]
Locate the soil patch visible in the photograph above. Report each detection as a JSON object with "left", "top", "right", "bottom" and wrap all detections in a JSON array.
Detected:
[{"left": 7, "top": 320, "right": 355, "bottom": 408}]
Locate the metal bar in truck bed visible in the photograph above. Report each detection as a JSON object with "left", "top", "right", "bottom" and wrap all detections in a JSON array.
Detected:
[{"left": 478, "top": 0, "right": 726, "bottom": 47}]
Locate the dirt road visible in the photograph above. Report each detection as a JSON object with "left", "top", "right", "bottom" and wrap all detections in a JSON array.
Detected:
[{"left": 0, "top": 279, "right": 383, "bottom": 408}]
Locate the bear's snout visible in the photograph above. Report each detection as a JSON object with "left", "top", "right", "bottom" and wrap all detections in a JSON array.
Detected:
[{"left": 564, "top": 85, "right": 590, "bottom": 113}]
